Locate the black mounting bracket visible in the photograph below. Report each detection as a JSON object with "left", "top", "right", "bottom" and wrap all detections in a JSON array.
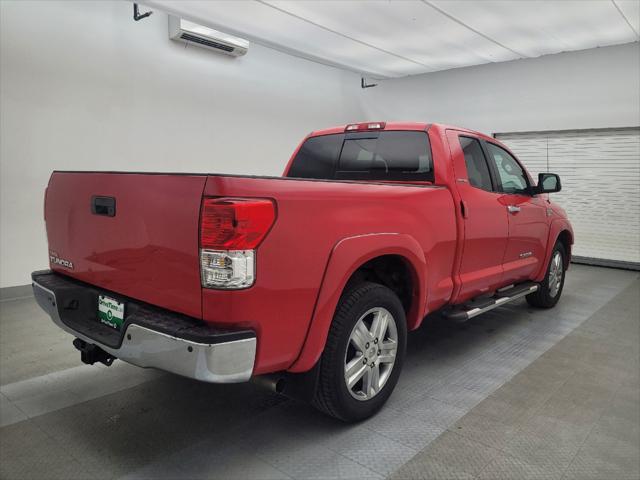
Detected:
[
  {"left": 133, "top": 3, "right": 153, "bottom": 21},
  {"left": 361, "top": 78, "right": 378, "bottom": 89}
]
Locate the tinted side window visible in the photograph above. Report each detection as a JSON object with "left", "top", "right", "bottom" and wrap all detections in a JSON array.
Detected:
[
  {"left": 287, "top": 134, "right": 343, "bottom": 179},
  {"left": 459, "top": 136, "right": 493, "bottom": 191},
  {"left": 486, "top": 143, "right": 529, "bottom": 194}
]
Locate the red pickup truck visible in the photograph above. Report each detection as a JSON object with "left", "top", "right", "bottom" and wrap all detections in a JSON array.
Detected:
[{"left": 33, "top": 122, "right": 573, "bottom": 421}]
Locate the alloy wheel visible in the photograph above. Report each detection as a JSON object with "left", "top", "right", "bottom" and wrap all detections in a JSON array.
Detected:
[
  {"left": 344, "top": 307, "right": 398, "bottom": 401},
  {"left": 548, "top": 251, "right": 563, "bottom": 297}
]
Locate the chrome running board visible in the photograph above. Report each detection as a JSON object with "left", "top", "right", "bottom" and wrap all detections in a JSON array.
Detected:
[{"left": 443, "top": 282, "right": 539, "bottom": 323}]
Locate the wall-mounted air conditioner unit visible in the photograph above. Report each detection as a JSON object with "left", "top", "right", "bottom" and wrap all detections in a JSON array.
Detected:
[{"left": 169, "top": 16, "right": 249, "bottom": 57}]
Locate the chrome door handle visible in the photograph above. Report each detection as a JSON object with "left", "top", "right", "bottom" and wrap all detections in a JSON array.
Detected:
[{"left": 507, "top": 205, "right": 521, "bottom": 214}]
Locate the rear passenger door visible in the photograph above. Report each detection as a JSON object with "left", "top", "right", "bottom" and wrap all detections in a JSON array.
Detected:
[
  {"left": 483, "top": 141, "right": 549, "bottom": 283},
  {"left": 447, "top": 131, "right": 509, "bottom": 301}
]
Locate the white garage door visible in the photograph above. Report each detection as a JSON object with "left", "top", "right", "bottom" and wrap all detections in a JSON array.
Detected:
[{"left": 496, "top": 128, "right": 640, "bottom": 269}]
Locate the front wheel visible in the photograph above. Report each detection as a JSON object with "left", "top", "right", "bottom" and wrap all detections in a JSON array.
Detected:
[
  {"left": 527, "top": 242, "right": 566, "bottom": 308},
  {"left": 312, "top": 282, "right": 407, "bottom": 422}
]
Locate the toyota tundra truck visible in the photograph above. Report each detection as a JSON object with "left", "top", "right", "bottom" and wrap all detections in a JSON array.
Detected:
[{"left": 32, "top": 122, "right": 573, "bottom": 421}]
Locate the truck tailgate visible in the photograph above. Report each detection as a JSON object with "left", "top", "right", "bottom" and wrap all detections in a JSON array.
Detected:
[{"left": 44, "top": 172, "right": 206, "bottom": 318}]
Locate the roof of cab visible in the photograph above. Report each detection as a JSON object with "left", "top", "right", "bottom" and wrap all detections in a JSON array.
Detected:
[
  {"left": 308, "top": 122, "right": 496, "bottom": 143},
  {"left": 309, "top": 122, "right": 430, "bottom": 137}
]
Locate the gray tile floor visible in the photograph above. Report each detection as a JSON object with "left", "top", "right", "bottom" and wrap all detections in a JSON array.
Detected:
[
  {"left": 392, "top": 277, "right": 640, "bottom": 480},
  {"left": 0, "top": 265, "right": 638, "bottom": 479}
]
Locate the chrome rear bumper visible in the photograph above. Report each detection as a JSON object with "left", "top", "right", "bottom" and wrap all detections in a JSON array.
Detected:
[{"left": 32, "top": 272, "right": 256, "bottom": 383}]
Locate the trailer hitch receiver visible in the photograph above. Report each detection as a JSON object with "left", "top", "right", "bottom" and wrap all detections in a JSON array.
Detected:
[{"left": 73, "top": 338, "right": 116, "bottom": 366}]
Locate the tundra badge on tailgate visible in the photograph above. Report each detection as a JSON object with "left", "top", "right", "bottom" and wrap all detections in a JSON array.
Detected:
[{"left": 49, "top": 251, "right": 74, "bottom": 269}]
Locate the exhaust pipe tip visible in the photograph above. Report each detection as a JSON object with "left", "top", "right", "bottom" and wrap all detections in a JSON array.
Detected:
[
  {"left": 251, "top": 364, "right": 320, "bottom": 403},
  {"left": 252, "top": 374, "right": 286, "bottom": 394}
]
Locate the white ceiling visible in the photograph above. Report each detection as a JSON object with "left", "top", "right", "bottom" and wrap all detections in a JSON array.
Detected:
[{"left": 145, "top": 0, "right": 640, "bottom": 78}]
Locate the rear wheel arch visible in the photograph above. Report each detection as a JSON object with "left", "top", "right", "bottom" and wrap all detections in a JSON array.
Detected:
[
  {"left": 287, "top": 233, "right": 427, "bottom": 373},
  {"left": 343, "top": 254, "right": 420, "bottom": 328}
]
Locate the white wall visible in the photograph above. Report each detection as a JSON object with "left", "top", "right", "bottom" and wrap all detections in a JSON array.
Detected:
[
  {"left": 2, "top": 2, "right": 639, "bottom": 289},
  {"left": 0, "top": 1, "right": 363, "bottom": 288},
  {"left": 358, "top": 42, "right": 640, "bottom": 135}
]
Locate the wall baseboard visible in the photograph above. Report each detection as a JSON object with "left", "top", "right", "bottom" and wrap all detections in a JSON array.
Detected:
[
  {"left": 0, "top": 284, "right": 33, "bottom": 301},
  {"left": 572, "top": 256, "right": 639, "bottom": 271}
]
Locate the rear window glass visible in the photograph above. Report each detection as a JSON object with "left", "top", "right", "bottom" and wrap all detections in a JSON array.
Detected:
[{"left": 287, "top": 131, "right": 433, "bottom": 181}]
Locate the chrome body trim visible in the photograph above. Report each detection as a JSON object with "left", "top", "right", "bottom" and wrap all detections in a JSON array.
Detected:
[{"left": 32, "top": 280, "right": 256, "bottom": 383}]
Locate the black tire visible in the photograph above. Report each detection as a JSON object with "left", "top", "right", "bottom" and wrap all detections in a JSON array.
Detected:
[
  {"left": 527, "top": 242, "right": 566, "bottom": 308},
  {"left": 312, "top": 282, "right": 407, "bottom": 422}
]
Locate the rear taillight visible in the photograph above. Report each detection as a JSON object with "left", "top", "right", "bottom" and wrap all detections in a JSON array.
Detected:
[{"left": 199, "top": 197, "right": 275, "bottom": 289}]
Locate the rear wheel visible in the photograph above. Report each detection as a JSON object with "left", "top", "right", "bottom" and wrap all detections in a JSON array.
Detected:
[
  {"left": 312, "top": 282, "right": 407, "bottom": 422},
  {"left": 527, "top": 242, "right": 566, "bottom": 308}
]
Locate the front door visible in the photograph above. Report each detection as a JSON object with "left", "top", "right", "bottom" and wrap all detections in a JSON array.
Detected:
[{"left": 484, "top": 141, "right": 549, "bottom": 283}]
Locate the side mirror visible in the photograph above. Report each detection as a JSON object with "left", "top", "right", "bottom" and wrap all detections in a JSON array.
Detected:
[{"left": 536, "top": 173, "right": 561, "bottom": 194}]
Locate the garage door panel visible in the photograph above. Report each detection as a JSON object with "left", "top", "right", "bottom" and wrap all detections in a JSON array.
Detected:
[{"left": 497, "top": 128, "right": 640, "bottom": 266}]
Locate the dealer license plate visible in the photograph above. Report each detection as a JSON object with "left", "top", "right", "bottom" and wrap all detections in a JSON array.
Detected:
[{"left": 98, "top": 295, "right": 125, "bottom": 330}]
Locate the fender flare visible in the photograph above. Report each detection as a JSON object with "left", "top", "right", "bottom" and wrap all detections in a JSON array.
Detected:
[
  {"left": 534, "top": 218, "right": 574, "bottom": 282},
  {"left": 288, "top": 233, "right": 427, "bottom": 373}
]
